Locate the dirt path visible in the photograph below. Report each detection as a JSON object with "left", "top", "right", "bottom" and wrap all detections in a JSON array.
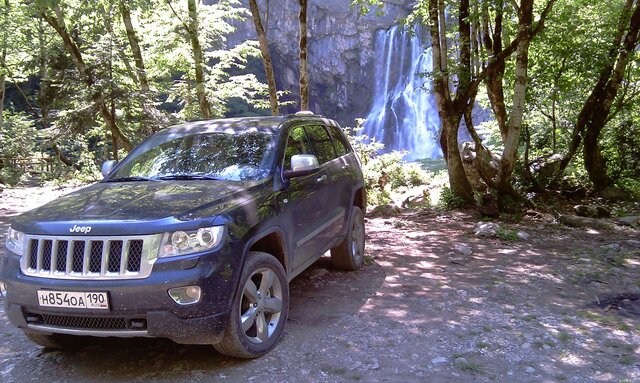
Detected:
[{"left": 0, "top": 186, "right": 639, "bottom": 382}]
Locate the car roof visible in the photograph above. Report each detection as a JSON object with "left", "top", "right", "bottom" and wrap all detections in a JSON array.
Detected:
[{"left": 158, "top": 115, "right": 338, "bottom": 137}]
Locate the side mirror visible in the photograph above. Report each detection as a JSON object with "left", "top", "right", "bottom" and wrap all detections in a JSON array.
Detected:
[
  {"left": 101, "top": 160, "right": 118, "bottom": 178},
  {"left": 283, "top": 154, "right": 320, "bottom": 179}
]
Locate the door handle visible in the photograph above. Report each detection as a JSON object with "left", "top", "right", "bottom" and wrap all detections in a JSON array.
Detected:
[
  {"left": 317, "top": 175, "right": 328, "bottom": 182},
  {"left": 342, "top": 164, "right": 350, "bottom": 169}
]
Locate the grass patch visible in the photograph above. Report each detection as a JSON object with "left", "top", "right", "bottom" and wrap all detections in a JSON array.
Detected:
[
  {"left": 619, "top": 355, "right": 634, "bottom": 365},
  {"left": 363, "top": 255, "right": 375, "bottom": 266},
  {"left": 496, "top": 228, "right": 519, "bottom": 241},
  {"left": 577, "top": 310, "right": 632, "bottom": 332},
  {"left": 476, "top": 342, "right": 491, "bottom": 349},
  {"left": 556, "top": 332, "right": 572, "bottom": 342},
  {"left": 456, "top": 359, "right": 484, "bottom": 374}
]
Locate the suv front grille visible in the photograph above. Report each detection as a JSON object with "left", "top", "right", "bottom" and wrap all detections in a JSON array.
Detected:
[{"left": 21, "top": 234, "right": 161, "bottom": 280}]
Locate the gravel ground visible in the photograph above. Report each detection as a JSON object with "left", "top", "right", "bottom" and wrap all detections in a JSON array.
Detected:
[{"left": 0, "top": 185, "right": 639, "bottom": 382}]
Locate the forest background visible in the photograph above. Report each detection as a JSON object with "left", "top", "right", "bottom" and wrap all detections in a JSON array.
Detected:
[{"left": 0, "top": 0, "right": 639, "bottom": 212}]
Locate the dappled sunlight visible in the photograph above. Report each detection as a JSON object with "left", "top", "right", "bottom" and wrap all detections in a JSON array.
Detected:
[{"left": 0, "top": 209, "right": 638, "bottom": 382}]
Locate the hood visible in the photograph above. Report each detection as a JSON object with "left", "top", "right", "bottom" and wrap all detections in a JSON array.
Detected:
[{"left": 11, "top": 180, "right": 265, "bottom": 235}]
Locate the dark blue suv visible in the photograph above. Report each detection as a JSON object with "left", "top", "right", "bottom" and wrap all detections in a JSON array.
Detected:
[{"left": 0, "top": 112, "right": 366, "bottom": 358}]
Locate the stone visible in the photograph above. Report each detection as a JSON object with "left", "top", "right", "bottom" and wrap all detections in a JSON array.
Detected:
[
  {"left": 595, "top": 206, "right": 611, "bottom": 218},
  {"left": 454, "top": 243, "right": 473, "bottom": 256},
  {"left": 573, "top": 204, "right": 592, "bottom": 217},
  {"left": 474, "top": 222, "right": 500, "bottom": 237},
  {"left": 228, "top": 0, "right": 416, "bottom": 127},
  {"left": 600, "top": 187, "right": 631, "bottom": 201},
  {"left": 479, "top": 193, "right": 500, "bottom": 218},
  {"left": 517, "top": 231, "right": 530, "bottom": 240},
  {"left": 525, "top": 366, "right": 536, "bottom": 374},
  {"left": 601, "top": 243, "right": 621, "bottom": 252},
  {"left": 453, "top": 357, "right": 469, "bottom": 368},
  {"left": 309, "top": 268, "right": 329, "bottom": 280},
  {"left": 558, "top": 215, "right": 611, "bottom": 230},
  {"left": 402, "top": 192, "right": 430, "bottom": 209},
  {"left": 369, "top": 204, "right": 401, "bottom": 217},
  {"left": 431, "top": 357, "right": 447, "bottom": 364},
  {"left": 626, "top": 240, "right": 640, "bottom": 248},
  {"left": 617, "top": 216, "right": 640, "bottom": 226}
]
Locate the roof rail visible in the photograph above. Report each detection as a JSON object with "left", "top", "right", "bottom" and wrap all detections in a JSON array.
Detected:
[{"left": 285, "top": 110, "right": 325, "bottom": 118}]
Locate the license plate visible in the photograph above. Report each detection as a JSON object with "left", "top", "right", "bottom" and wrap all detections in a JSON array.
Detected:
[{"left": 37, "top": 290, "right": 109, "bottom": 310}]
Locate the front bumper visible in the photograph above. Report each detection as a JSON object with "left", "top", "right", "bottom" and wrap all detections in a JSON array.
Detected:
[{"left": 0, "top": 242, "right": 244, "bottom": 345}]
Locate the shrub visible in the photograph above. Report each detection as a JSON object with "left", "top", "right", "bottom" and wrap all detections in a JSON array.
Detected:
[
  {"left": 439, "top": 187, "right": 466, "bottom": 209},
  {"left": 344, "top": 120, "right": 430, "bottom": 206}
]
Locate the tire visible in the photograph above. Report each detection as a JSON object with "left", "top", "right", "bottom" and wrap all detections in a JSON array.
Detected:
[
  {"left": 331, "top": 206, "right": 365, "bottom": 271},
  {"left": 24, "top": 331, "right": 79, "bottom": 350},
  {"left": 214, "top": 251, "right": 289, "bottom": 358}
]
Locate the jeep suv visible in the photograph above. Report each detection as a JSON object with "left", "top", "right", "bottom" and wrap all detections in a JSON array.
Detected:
[{"left": 0, "top": 112, "right": 366, "bottom": 358}]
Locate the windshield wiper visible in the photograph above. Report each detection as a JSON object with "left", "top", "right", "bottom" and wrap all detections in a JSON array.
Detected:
[
  {"left": 105, "top": 176, "right": 156, "bottom": 182},
  {"left": 155, "top": 174, "right": 222, "bottom": 181}
]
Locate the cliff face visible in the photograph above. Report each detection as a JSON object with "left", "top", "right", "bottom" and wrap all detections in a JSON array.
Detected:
[{"left": 225, "top": 0, "right": 414, "bottom": 126}]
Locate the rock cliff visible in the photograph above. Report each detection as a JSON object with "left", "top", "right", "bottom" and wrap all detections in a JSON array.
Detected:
[{"left": 224, "top": 0, "right": 414, "bottom": 126}]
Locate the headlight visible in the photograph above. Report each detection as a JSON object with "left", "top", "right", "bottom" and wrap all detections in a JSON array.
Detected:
[
  {"left": 6, "top": 227, "right": 25, "bottom": 256},
  {"left": 158, "top": 226, "right": 224, "bottom": 258}
]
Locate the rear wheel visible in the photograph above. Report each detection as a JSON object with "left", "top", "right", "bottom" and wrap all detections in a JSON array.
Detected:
[
  {"left": 331, "top": 206, "right": 365, "bottom": 270},
  {"left": 24, "top": 331, "right": 79, "bottom": 350},
  {"left": 214, "top": 251, "right": 289, "bottom": 358}
]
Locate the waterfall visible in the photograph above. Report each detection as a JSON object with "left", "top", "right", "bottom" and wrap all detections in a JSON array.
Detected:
[{"left": 362, "top": 25, "right": 442, "bottom": 161}]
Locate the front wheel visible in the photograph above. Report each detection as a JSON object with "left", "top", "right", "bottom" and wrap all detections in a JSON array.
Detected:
[
  {"left": 214, "top": 251, "right": 289, "bottom": 358},
  {"left": 331, "top": 206, "right": 365, "bottom": 270}
]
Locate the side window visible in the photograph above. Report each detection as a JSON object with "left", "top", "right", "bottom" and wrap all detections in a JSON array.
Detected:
[
  {"left": 283, "top": 126, "right": 310, "bottom": 170},
  {"left": 304, "top": 125, "right": 336, "bottom": 164},
  {"left": 328, "top": 126, "right": 350, "bottom": 157}
]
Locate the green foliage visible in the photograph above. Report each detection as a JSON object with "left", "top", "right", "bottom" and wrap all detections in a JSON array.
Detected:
[
  {"left": 343, "top": 120, "right": 430, "bottom": 206},
  {"left": 0, "top": 111, "right": 38, "bottom": 185},
  {"left": 496, "top": 228, "right": 518, "bottom": 241},
  {"left": 0, "top": 0, "right": 274, "bottom": 184},
  {"left": 439, "top": 187, "right": 466, "bottom": 210}
]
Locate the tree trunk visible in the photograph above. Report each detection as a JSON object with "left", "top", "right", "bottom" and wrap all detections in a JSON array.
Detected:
[
  {"left": 249, "top": 0, "right": 279, "bottom": 116},
  {"left": 119, "top": 1, "right": 160, "bottom": 134},
  {"left": 186, "top": 0, "right": 212, "bottom": 119},
  {"left": 428, "top": 0, "right": 473, "bottom": 203},
  {"left": 298, "top": 0, "right": 309, "bottom": 111},
  {"left": 482, "top": 0, "right": 508, "bottom": 141},
  {"left": 120, "top": 2, "right": 149, "bottom": 93},
  {"left": 552, "top": 0, "right": 636, "bottom": 186},
  {"left": 0, "top": 0, "right": 8, "bottom": 129},
  {"left": 496, "top": 0, "right": 534, "bottom": 203},
  {"left": 444, "top": 116, "right": 474, "bottom": 202},
  {"left": 37, "top": 21, "right": 49, "bottom": 128},
  {"left": 583, "top": 2, "right": 640, "bottom": 191},
  {"left": 41, "top": 5, "right": 133, "bottom": 151}
]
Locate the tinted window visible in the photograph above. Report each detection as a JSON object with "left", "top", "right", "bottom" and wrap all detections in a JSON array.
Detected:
[
  {"left": 112, "top": 132, "right": 275, "bottom": 181},
  {"left": 328, "top": 126, "right": 350, "bottom": 156},
  {"left": 304, "top": 125, "right": 336, "bottom": 164},
  {"left": 283, "top": 126, "right": 311, "bottom": 170}
]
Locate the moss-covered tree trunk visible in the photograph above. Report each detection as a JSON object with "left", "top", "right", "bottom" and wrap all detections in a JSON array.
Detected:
[
  {"left": 298, "top": 0, "right": 309, "bottom": 111},
  {"left": 0, "top": 0, "right": 8, "bottom": 129},
  {"left": 186, "top": 0, "right": 211, "bottom": 119},
  {"left": 553, "top": 0, "right": 639, "bottom": 190}
]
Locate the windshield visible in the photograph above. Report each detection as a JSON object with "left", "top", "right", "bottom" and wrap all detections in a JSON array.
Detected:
[{"left": 110, "top": 131, "right": 275, "bottom": 182}]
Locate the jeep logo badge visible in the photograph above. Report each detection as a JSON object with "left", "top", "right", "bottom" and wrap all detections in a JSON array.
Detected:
[{"left": 70, "top": 225, "right": 92, "bottom": 234}]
